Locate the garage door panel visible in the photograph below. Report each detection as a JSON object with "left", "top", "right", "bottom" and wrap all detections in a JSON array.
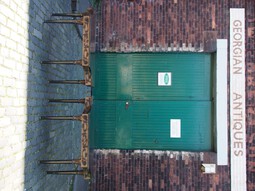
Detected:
[
  {"left": 89, "top": 100, "right": 117, "bottom": 148},
  {"left": 132, "top": 101, "right": 212, "bottom": 151},
  {"left": 132, "top": 54, "right": 211, "bottom": 101},
  {"left": 90, "top": 100, "right": 212, "bottom": 151},
  {"left": 92, "top": 53, "right": 212, "bottom": 101}
]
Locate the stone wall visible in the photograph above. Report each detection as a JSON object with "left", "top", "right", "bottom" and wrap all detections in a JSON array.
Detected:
[{"left": 0, "top": 0, "right": 86, "bottom": 190}]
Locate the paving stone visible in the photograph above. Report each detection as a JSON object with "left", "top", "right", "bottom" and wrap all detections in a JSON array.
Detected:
[{"left": 0, "top": 0, "right": 84, "bottom": 190}]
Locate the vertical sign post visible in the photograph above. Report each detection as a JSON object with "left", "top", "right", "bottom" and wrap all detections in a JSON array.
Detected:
[{"left": 230, "top": 8, "right": 246, "bottom": 191}]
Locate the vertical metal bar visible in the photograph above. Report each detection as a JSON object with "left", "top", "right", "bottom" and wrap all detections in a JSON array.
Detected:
[
  {"left": 47, "top": 170, "right": 84, "bottom": 175},
  {"left": 41, "top": 60, "right": 82, "bottom": 65},
  {"left": 84, "top": 67, "right": 92, "bottom": 86},
  {"left": 48, "top": 99, "right": 85, "bottom": 103},
  {"left": 51, "top": 13, "right": 83, "bottom": 17},
  {"left": 83, "top": 97, "right": 92, "bottom": 114},
  {"left": 49, "top": 80, "right": 86, "bottom": 85},
  {"left": 40, "top": 159, "right": 80, "bottom": 164},
  {"left": 41, "top": 116, "right": 81, "bottom": 121},
  {"left": 44, "top": 19, "right": 83, "bottom": 25}
]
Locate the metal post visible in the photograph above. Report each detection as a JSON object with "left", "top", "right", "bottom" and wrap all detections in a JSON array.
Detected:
[
  {"left": 44, "top": 19, "right": 83, "bottom": 25},
  {"left": 49, "top": 99, "right": 85, "bottom": 104},
  {"left": 47, "top": 170, "right": 84, "bottom": 175},
  {"left": 41, "top": 60, "right": 82, "bottom": 65},
  {"left": 84, "top": 67, "right": 92, "bottom": 86},
  {"left": 83, "top": 97, "right": 92, "bottom": 114},
  {"left": 51, "top": 13, "right": 83, "bottom": 17},
  {"left": 40, "top": 159, "right": 80, "bottom": 164},
  {"left": 41, "top": 9, "right": 93, "bottom": 181},
  {"left": 49, "top": 80, "right": 86, "bottom": 85},
  {"left": 41, "top": 116, "right": 81, "bottom": 121}
]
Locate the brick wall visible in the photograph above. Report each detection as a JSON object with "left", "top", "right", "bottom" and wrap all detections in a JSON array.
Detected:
[
  {"left": 0, "top": 0, "right": 86, "bottom": 190},
  {"left": 246, "top": 0, "right": 255, "bottom": 189},
  {"left": 90, "top": 150, "right": 230, "bottom": 191},
  {"left": 95, "top": 0, "right": 232, "bottom": 52},
  {"left": 90, "top": 0, "right": 255, "bottom": 190}
]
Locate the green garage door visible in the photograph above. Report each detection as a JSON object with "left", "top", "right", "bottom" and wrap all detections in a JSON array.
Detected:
[
  {"left": 90, "top": 53, "right": 213, "bottom": 151},
  {"left": 91, "top": 53, "right": 211, "bottom": 101}
]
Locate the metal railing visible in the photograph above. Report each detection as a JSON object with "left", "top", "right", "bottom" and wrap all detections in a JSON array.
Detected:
[{"left": 40, "top": 8, "right": 93, "bottom": 179}]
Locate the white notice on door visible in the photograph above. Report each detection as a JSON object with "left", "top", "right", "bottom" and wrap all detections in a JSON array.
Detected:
[
  {"left": 170, "top": 119, "right": 181, "bottom": 138},
  {"left": 158, "top": 72, "right": 171, "bottom": 86}
]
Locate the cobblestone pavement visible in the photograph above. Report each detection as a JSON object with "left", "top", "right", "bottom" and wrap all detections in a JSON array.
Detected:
[{"left": 0, "top": 0, "right": 87, "bottom": 190}]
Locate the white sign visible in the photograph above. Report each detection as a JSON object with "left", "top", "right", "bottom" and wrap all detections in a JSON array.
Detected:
[
  {"left": 230, "top": 8, "right": 246, "bottom": 191},
  {"left": 158, "top": 72, "right": 171, "bottom": 86},
  {"left": 201, "top": 164, "right": 216, "bottom": 174},
  {"left": 170, "top": 119, "right": 181, "bottom": 138},
  {"left": 216, "top": 39, "right": 228, "bottom": 166}
]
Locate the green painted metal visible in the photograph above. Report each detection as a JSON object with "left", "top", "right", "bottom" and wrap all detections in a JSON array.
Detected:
[
  {"left": 90, "top": 53, "right": 213, "bottom": 151},
  {"left": 91, "top": 53, "right": 212, "bottom": 101},
  {"left": 90, "top": 100, "right": 212, "bottom": 151},
  {"left": 89, "top": 101, "right": 132, "bottom": 149},
  {"left": 91, "top": 54, "right": 117, "bottom": 99}
]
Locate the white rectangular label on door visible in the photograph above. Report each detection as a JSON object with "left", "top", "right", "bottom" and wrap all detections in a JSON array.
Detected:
[
  {"left": 170, "top": 119, "right": 181, "bottom": 138},
  {"left": 158, "top": 72, "right": 171, "bottom": 86}
]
